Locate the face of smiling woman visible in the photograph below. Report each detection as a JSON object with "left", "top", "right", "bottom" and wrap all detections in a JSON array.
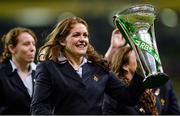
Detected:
[{"left": 60, "top": 23, "right": 89, "bottom": 59}]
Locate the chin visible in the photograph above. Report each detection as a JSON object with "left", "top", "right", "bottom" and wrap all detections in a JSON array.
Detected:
[
  {"left": 76, "top": 53, "right": 86, "bottom": 57},
  {"left": 77, "top": 51, "right": 86, "bottom": 55},
  {"left": 80, "top": 52, "right": 87, "bottom": 55},
  {"left": 27, "top": 59, "right": 34, "bottom": 63}
]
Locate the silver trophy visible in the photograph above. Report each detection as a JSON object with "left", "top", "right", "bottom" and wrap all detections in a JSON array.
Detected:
[{"left": 113, "top": 4, "right": 168, "bottom": 88}]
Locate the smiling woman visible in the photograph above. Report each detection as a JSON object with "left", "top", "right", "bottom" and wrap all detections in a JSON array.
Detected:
[
  {"left": 59, "top": 23, "right": 89, "bottom": 69},
  {"left": 31, "top": 16, "right": 145, "bottom": 115}
]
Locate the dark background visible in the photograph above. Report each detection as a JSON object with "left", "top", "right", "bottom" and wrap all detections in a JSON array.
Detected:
[{"left": 0, "top": 0, "right": 180, "bottom": 104}]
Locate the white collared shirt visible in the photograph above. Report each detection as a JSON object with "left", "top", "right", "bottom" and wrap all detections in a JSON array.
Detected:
[
  {"left": 10, "top": 60, "right": 36, "bottom": 97},
  {"left": 57, "top": 53, "right": 90, "bottom": 78}
]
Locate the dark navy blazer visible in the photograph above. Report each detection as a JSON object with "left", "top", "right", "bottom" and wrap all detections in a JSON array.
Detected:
[
  {"left": 103, "top": 80, "right": 180, "bottom": 115},
  {"left": 158, "top": 80, "right": 180, "bottom": 114},
  {"left": 31, "top": 60, "right": 144, "bottom": 115},
  {"left": 0, "top": 61, "right": 35, "bottom": 114},
  {"left": 102, "top": 93, "right": 145, "bottom": 115}
]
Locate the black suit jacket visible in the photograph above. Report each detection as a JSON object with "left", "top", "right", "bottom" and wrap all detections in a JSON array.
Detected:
[
  {"left": 0, "top": 61, "right": 35, "bottom": 114},
  {"left": 31, "top": 60, "right": 144, "bottom": 115},
  {"left": 103, "top": 80, "right": 180, "bottom": 115},
  {"left": 102, "top": 93, "right": 145, "bottom": 115},
  {"left": 158, "top": 80, "right": 180, "bottom": 114}
]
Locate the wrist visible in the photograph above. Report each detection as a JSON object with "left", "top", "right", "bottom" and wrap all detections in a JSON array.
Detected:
[{"left": 105, "top": 47, "right": 116, "bottom": 62}]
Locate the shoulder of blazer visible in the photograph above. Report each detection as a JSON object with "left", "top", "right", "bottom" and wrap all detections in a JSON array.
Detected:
[
  {"left": 0, "top": 64, "right": 4, "bottom": 70},
  {"left": 0, "top": 61, "right": 12, "bottom": 71},
  {"left": 37, "top": 60, "right": 55, "bottom": 67},
  {"left": 0, "top": 61, "right": 15, "bottom": 78},
  {"left": 36, "top": 60, "right": 57, "bottom": 73}
]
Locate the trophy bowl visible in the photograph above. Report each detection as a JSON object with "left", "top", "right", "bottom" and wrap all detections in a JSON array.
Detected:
[{"left": 113, "top": 4, "right": 169, "bottom": 89}]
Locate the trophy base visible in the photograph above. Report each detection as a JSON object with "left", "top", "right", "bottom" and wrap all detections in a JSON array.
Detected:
[{"left": 143, "top": 72, "right": 169, "bottom": 89}]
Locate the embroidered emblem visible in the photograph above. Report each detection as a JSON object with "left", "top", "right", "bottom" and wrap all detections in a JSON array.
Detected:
[
  {"left": 160, "top": 98, "right": 165, "bottom": 106},
  {"left": 93, "top": 75, "right": 99, "bottom": 82}
]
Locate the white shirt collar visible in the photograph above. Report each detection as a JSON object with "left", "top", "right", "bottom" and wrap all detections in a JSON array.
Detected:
[
  {"left": 57, "top": 53, "right": 68, "bottom": 64},
  {"left": 57, "top": 52, "right": 91, "bottom": 65},
  {"left": 10, "top": 59, "right": 36, "bottom": 72}
]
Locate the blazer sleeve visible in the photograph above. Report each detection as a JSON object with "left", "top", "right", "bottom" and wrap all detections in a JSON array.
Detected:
[
  {"left": 0, "top": 66, "right": 7, "bottom": 114},
  {"left": 30, "top": 62, "right": 52, "bottom": 115},
  {"left": 105, "top": 72, "right": 145, "bottom": 106},
  {"left": 166, "top": 80, "right": 180, "bottom": 114}
]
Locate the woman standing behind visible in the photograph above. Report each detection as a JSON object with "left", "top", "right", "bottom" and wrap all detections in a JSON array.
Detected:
[
  {"left": 31, "top": 17, "right": 145, "bottom": 115},
  {"left": 0, "top": 27, "right": 37, "bottom": 114},
  {"left": 104, "top": 28, "right": 180, "bottom": 115},
  {"left": 103, "top": 46, "right": 159, "bottom": 115}
]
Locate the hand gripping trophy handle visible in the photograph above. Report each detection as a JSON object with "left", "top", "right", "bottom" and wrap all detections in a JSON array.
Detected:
[{"left": 113, "top": 4, "right": 169, "bottom": 89}]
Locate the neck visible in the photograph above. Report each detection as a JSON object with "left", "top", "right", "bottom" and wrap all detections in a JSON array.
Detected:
[
  {"left": 125, "top": 72, "right": 133, "bottom": 82},
  {"left": 12, "top": 58, "right": 30, "bottom": 73},
  {"left": 65, "top": 52, "right": 83, "bottom": 70}
]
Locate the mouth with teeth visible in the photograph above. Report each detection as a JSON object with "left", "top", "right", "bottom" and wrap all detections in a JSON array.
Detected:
[{"left": 75, "top": 42, "right": 88, "bottom": 48}]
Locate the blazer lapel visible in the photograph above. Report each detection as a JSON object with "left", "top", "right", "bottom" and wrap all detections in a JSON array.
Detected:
[
  {"left": 5, "top": 62, "right": 30, "bottom": 97},
  {"left": 82, "top": 63, "right": 103, "bottom": 83},
  {"left": 31, "top": 70, "right": 36, "bottom": 92},
  {"left": 82, "top": 63, "right": 96, "bottom": 81},
  {"left": 59, "top": 62, "right": 82, "bottom": 82}
]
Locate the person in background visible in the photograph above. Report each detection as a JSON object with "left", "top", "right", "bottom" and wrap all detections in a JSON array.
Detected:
[
  {"left": 103, "top": 28, "right": 180, "bottom": 115},
  {"left": 30, "top": 17, "right": 145, "bottom": 115},
  {"left": 0, "top": 27, "right": 37, "bottom": 114},
  {"left": 103, "top": 46, "right": 159, "bottom": 115}
]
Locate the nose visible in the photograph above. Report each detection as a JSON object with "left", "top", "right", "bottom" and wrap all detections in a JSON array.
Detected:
[
  {"left": 80, "top": 35, "right": 85, "bottom": 40},
  {"left": 80, "top": 34, "right": 88, "bottom": 42},
  {"left": 30, "top": 44, "right": 36, "bottom": 52}
]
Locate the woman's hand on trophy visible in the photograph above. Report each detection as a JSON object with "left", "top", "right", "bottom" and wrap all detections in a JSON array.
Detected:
[
  {"left": 105, "top": 28, "right": 126, "bottom": 62},
  {"left": 110, "top": 28, "right": 126, "bottom": 49}
]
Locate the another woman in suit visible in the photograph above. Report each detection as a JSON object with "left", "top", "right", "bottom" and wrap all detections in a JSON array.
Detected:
[
  {"left": 30, "top": 17, "right": 145, "bottom": 115},
  {"left": 0, "top": 27, "right": 37, "bottom": 114}
]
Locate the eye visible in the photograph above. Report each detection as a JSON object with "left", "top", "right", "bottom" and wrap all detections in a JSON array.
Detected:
[
  {"left": 23, "top": 41, "right": 35, "bottom": 46},
  {"left": 23, "top": 42, "right": 30, "bottom": 46},
  {"left": 72, "top": 33, "right": 80, "bottom": 37},
  {"left": 83, "top": 33, "right": 89, "bottom": 38}
]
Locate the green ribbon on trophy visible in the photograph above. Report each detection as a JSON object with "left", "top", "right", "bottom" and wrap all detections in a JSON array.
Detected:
[
  {"left": 114, "top": 17, "right": 163, "bottom": 73},
  {"left": 113, "top": 4, "right": 169, "bottom": 89},
  {"left": 116, "top": 17, "right": 161, "bottom": 65}
]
